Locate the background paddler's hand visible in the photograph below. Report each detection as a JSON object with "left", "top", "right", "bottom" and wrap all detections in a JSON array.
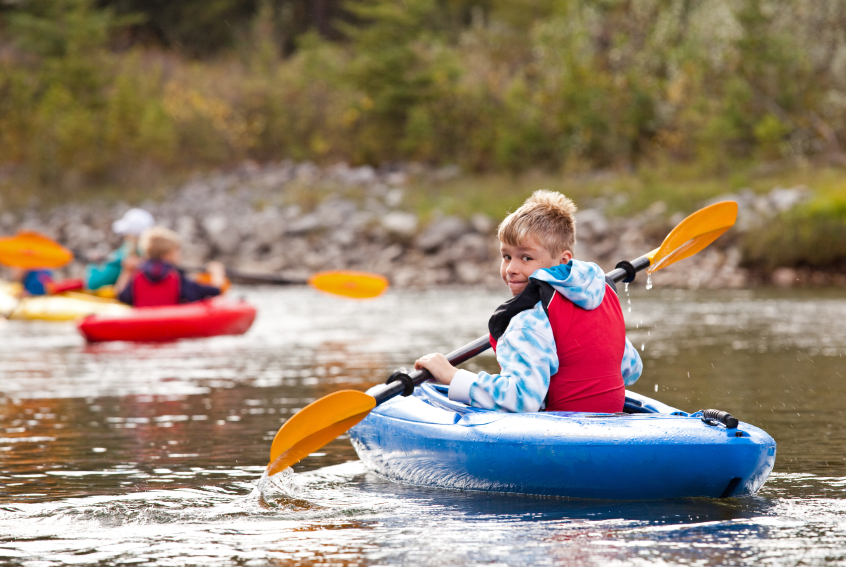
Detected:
[
  {"left": 205, "top": 261, "right": 226, "bottom": 289},
  {"left": 121, "top": 254, "right": 141, "bottom": 272},
  {"left": 414, "top": 353, "right": 458, "bottom": 385}
]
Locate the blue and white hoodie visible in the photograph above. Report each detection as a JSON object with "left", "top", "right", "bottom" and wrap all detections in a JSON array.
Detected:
[{"left": 448, "top": 259, "right": 643, "bottom": 412}]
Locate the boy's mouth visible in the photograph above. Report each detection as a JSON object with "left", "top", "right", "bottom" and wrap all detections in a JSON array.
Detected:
[{"left": 506, "top": 280, "right": 527, "bottom": 293}]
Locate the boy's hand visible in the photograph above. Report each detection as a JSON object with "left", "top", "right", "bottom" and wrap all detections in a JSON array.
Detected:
[
  {"left": 414, "top": 353, "right": 458, "bottom": 385},
  {"left": 121, "top": 255, "right": 141, "bottom": 271},
  {"left": 205, "top": 261, "right": 226, "bottom": 288}
]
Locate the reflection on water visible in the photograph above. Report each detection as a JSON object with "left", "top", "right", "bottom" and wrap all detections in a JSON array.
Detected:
[{"left": 0, "top": 286, "right": 845, "bottom": 565}]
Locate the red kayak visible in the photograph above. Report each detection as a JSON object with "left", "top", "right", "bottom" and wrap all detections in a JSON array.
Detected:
[{"left": 77, "top": 298, "right": 257, "bottom": 343}]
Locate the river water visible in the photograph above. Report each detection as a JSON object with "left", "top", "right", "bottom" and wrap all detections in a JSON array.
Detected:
[{"left": 1, "top": 285, "right": 845, "bottom": 566}]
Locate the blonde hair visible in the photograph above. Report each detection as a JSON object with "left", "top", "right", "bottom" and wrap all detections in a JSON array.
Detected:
[
  {"left": 497, "top": 190, "right": 577, "bottom": 255},
  {"left": 140, "top": 226, "right": 181, "bottom": 261}
]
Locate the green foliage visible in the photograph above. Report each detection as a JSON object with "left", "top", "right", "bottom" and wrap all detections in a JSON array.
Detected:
[
  {"left": 4, "top": 0, "right": 846, "bottom": 194},
  {"left": 743, "top": 199, "right": 846, "bottom": 271}
]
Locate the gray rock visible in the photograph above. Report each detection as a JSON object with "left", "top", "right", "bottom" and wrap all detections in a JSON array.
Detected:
[
  {"left": 385, "top": 171, "right": 407, "bottom": 187},
  {"left": 645, "top": 201, "right": 668, "bottom": 217},
  {"left": 317, "top": 198, "right": 357, "bottom": 229},
  {"left": 1, "top": 212, "right": 16, "bottom": 229},
  {"left": 250, "top": 209, "right": 286, "bottom": 247},
  {"left": 175, "top": 216, "right": 197, "bottom": 240},
  {"left": 772, "top": 267, "right": 799, "bottom": 287},
  {"left": 470, "top": 213, "right": 494, "bottom": 235},
  {"left": 769, "top": 186, "right": 811, "bottom": 213},
  {"left": 576, "top": 209, "right": 609, "bottom": 240},
  {"left": 331, "top": 229, "right": 356, "bottom": 246},
  {"left": 380, "top": 243, "right": 405, "bottom": 262},
  {"left": 381, "top": 211, "right": 418, "bottom": 239},
  {"left": 385, "top": 188, "right": 404, "bottom": 208},
  {"left": 433, "top": 164, "right": 460, "bottom": 182},
  {"left": 452, "top": 233, "right": 492, "bottom": 263},
  {"left": 349, "top": 211, "right": 376, "bottom": 231},
  {"left": 341, "top": 165, "right": 376, "bottom": 186},
  {"left": 416, "top": 216, "right": 469, "bottom": 252},
  {"left": 285, "top": 213, "right": 321, "bottom": 235},
  {"left": 181, "top": 240, "right": 211, "bottom": 266},
  {"left": 295, "top": 161, "right": 319, "bottom": 183},
  {"left": 202, "top": 215, "right": 241, "bottom": 255},
  {"left": 455, "top": 262, "right": 484, "bottom": 284}
]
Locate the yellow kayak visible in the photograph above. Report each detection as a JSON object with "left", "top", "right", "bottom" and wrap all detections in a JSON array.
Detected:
[{"left": 0, "top": 282, "right": 130, "bottom": 321}]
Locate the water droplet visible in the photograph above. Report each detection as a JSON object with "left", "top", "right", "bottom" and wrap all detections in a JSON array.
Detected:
[
  {"left": 641, "top": 343, "right": 645, "bottom": 351},
  {"left": 624, "top": 282, "right": 629, "bottom": 293},
  {"left": 654, "top": 384, "right": 658, "bottom": 392},
  {"left": 645, "top": 273, "right": 653, "bottom": 291}
]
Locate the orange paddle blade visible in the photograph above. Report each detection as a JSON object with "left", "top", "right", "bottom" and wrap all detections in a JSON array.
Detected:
[
  {"left": 267, "top": 390, "right": 376, "bottom": 476},
  {"left": 0, "top": 232, "right": 73, "bottom": 269},
  {"left": 646, "top": 201, "right": 738, "bottom": 274},
  {"left": 308, "top": 270, "right": 389, "bottom": 299},
  {"left": 193, "top": 272, "right": 232, "bottom": 293}
]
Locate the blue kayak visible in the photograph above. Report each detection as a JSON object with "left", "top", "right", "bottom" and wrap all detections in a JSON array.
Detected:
[{"left": 349, "top": 383, "right": 776, "bottom": 500}]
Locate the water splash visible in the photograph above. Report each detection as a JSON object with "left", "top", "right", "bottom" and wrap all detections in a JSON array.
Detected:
[{"left": 646, "top": 273, "right": 653, "bottom": 291}]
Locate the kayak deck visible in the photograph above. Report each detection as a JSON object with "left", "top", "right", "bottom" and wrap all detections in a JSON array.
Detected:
[
  {"left": 0, "top": 281, "right": 129, "bottom": 321},
  {"left": 349, "top": 382, "right": 776, "bottom": 500}
]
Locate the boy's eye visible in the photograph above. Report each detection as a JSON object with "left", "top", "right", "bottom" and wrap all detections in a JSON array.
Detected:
[{"left": 522, "top": 255, "right": 532, "bottom": 261}]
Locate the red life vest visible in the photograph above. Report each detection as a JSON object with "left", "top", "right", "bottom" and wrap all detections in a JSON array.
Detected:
[
  {"left": 131, "top": 269, "right": 181, "bottom": 307},
  {"left": 490, "top": 283, "right": 625, "bottom": 413}
]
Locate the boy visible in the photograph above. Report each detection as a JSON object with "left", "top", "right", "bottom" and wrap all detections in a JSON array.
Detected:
[
  {"left": 86, "top": 208, "right": 155, "bottom": 291},
  {"left": 415, "top": 190, "right": 642, "bottom": 413},
  {"left": 117, "top": 227, "right": 226, "bottom": 307}
]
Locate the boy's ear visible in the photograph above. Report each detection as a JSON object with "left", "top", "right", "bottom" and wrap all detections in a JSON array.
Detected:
[{"left": 559, "top": 249, "right": 573, "bottom": 265}]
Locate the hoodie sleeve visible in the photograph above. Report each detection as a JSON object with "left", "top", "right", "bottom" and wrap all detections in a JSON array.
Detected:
[
  {"left": 621, "top": 337, "right": 643, "bottom": 385},
  {"left": 178, "top": 271, "right": 222, "bottom": 303},
  {"left": 117, "top": 280, "right": 133, "bottom": 305},
  {"left": 448, "top": 302, "right": 557, "bottom": 412}
]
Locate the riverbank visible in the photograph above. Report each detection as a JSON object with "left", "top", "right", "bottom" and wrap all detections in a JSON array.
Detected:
[{"left": 1, "top": 160, "right": 840, "bottom": 290}]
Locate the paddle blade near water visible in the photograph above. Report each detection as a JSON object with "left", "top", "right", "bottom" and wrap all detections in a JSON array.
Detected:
[
  {"left": 266, "top": 390, "right": 376, "bottom": 476},
  {"left": 0, "top": 232, "right": 74, "bottom": 269},
  {"left": 308, "top": 271, "right": 389, "bottom": 299},
  {"left": 646, "top": 201, "right": 738, "bottom": 273}
]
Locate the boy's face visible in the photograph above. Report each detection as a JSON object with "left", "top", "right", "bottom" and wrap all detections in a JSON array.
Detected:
[{"left": 500, "top": 238, "right": 572, "bottom": 296}]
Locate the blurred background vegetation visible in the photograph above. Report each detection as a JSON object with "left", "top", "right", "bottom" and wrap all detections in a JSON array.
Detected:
[{"left": 1, "top": 0, "right": 845, "bottom": 270}]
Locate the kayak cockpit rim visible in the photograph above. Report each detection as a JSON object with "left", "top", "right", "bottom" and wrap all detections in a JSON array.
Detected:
[{"left": 420, "top": 382, "right": 687, "bottom": 417}]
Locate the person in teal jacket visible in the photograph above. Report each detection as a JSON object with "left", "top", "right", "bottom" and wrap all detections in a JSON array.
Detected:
[{"left": 85, "top": 208, "right": 155, "bottom": 291}]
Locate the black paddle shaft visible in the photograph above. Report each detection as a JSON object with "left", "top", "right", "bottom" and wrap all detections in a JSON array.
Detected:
[
  {"left": 183, "top": 266, "right": 307, "bottom": 285},
  {"left": 370, "top": 335, "right": 492, "bottom": 405},
  {"left": 370, "top": 252, "right": 652, "bottom": 407},
  {"left": 606, "top": 255, "right": 651, "bottom": 284}
]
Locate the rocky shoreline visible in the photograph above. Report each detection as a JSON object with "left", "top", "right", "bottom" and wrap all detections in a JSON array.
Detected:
[{"left": 0, "top": 161, "right": 831, "bottom": 290}]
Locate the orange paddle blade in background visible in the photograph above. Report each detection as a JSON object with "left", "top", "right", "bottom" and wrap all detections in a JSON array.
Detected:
[
  {"left": 0, "top": 232, "right": 73, "bottom": 269},
  {"left": 309, "top": 270, "right": 389, "bottom": 299},
  {"left": 194, "top": 272, "right": 232, "bottom": 293}
]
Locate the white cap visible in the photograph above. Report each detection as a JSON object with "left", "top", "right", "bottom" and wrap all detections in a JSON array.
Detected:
[{"left": 112, "top": 208, "right": 155, "bottom": 236}]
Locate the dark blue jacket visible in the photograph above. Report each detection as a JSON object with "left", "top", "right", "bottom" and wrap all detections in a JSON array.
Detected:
[{"left": 118, "top": 260, "right": 221, "bottom": 306}]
